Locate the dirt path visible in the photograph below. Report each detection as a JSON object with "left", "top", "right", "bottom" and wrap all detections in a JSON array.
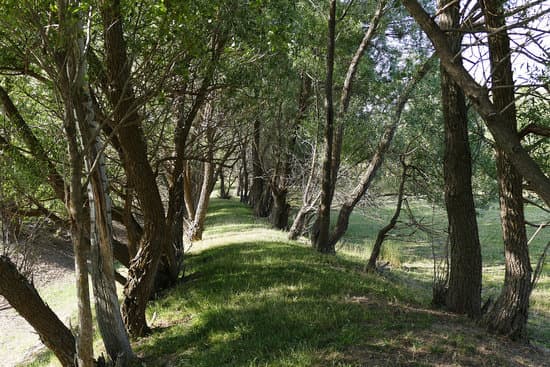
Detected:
[{"left": 0, "top": 229, "right": 75, "bottom": 367}]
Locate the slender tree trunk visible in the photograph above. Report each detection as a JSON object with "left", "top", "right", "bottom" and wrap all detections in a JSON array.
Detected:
[
  {"left": 63, "top": 98, "right": 94, "bottom": 367},
  {"left": 289, "top": 139, "right": 319, "bottom": 241},
  {"left": 76, "top": 92, "right": 135, "bottom": 364},
  {"left": 480, "top": 0, "right": 532, "bottom": 340},
  {"left": 270, "top": 75, "right": 312, "bottom": 230},
  {"left": 0, "top": 256, "right": 76, "bottom": 367},
  {"left": 240, "top": 141, "right": 249, "bottom": 203},
  {"left": 218, "top": 167, "right": 232, "bottom": 199},
  {"left": 439, "top": 0, "right": 482, "bottom": 319},
  {"left": 52, "top": 8, "right": 95, "bottom": 358},
  {"left": 366, "top": 162, "right": 408, "bottom": 272},
  {"left": 313, "top": 0, "right": 337, "bottom": 253},
  {"left": 327, "top": 57, "right": 434, "bottom": 248},
  {"left": 190, "top": 160, "right": 215, "bottom": 241},
  {"left": 62, "top": 9, "right": 136, "bottom": 360},
  {"left": 314, "top": 0, "right": 387, "bottom": 252}
]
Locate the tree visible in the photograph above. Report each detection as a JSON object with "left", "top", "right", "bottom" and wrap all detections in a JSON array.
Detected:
[
  {"left": 479, "top": 0, "right": 532, "bottom": 339},
  {"left": 401, "top": 0, "right": 550, "bottom": 208},
  {"left": 313, "top": 0, "right": 388, "bottom": 253},
  {"left": 438, "top": 0, "right": 482, "bottom": 318}
]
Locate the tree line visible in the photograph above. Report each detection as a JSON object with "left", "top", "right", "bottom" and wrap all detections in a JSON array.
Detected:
[{"left": 0, "top": 0, "right": 548, "bottom": 366}]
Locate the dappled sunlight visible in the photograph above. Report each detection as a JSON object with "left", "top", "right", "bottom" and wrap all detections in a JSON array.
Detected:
[{"left": 130, "top": 199, "right": 550, "bottom": 366}]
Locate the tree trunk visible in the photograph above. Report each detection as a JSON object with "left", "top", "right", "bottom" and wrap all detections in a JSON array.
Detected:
[
  {"left": 248, "top": 119, "right": 272, "bottom": 217},
  {"left": 240, "top": 141, "right": 249, "bottom": 203},
  {"left": 289, "top": 138, "right": 319, "bottom": 241},
  {"left": 63, "top": 96, "right": 94, "bottom": 367},
  {"left": 52, "top": 12, "right": 95, "bottom": 359},
  {"left": 270, "top": 182, "right": 290, "bottom": 230},
  {"left": 0, "top": 255, "right": 76, "bottom": 367},
  {"left": 189, "top": 160, "right": 215, "bottom": 241},
  {"left": 76, "top": 88, "right": 135, "bottom": 364},
  {"left": 100, "top": 0, "right": 167, "bottom": 337},
  {"left": 366, "top": 162, "right": 407, "bottom": 272},
  {"left": 439, "top": 0, "right": 482, "bottom": 319},
  {"left": 480, "top": 0, "right": 532, "bottom": 340},
  {"left": 289, "top": 205, "right": 315, "bottom": 240},
  {"left": 313, "top": 0, "right": 337, "bottom": 253},
  {"left": 327, "top": 56, "right": 434, "bottom": 248}
]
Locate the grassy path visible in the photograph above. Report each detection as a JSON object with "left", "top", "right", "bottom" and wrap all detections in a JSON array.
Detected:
[{"left": 133, "top": 199, "right": 549, "bottom": 367}]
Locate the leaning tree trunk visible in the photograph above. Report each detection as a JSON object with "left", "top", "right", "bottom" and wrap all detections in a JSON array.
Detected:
[
  {"left": 480, "top": 0, "right": 532, "bottom": 340},
  {"left": 439, "top": 0, "right": 482, "bottom": 319},
  {"left": 0, "top": 256, "right": 76, "bottom": 367},
  {"left": 314, "top": 0, "right": 386, "bottom": 252},
  {"left": 189, "top": 160, "right": 215, "bottom": 241},
  {"left": 365, "top": 161, "right": 408, "bottom": 272},
  {"left": 327, "top": 57, "right": 434, "bottom": 248}
]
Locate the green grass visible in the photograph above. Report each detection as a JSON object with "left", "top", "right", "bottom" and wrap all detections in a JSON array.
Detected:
[
  {"left": 27, "top": 197, "right": 549, "bottom": 366},
  {"left": 134, "top": 198, "right": 548, "bottom": 366},
  {"left": 333, "top": 198, "right": 550, "bottom": 348}
]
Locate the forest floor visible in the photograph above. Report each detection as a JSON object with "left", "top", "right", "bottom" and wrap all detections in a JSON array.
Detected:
[{"left": 9, "top": 197, "right": 550, "bottom": 367}]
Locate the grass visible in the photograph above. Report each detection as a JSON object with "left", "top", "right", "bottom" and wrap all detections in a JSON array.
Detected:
[
  {"left": 25, "top": 197, "right": 549, "bottom": 366},
  {"left": 333, "top": 197, "right": 550, "bottom": 347}
]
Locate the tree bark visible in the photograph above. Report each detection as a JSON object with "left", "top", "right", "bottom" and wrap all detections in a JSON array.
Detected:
[
  {"left": 270, "top": 179, "right": 290, "bottom": 230},
  {"left": 313, "top": 0, "right": 337, "bottom": 253},
  {"left": 100, "top": 0, "right": 167, "bottom": 337},
  {"left": 248, "top": 119, "right": 272, "bottom": 217},
  {"left": 63, "top": 91, "right": 94, "bottom": 367},
  {"left": 76, "top": 88, "right": 135, "bottom": 365},
  {"left": 439, "top": 0, "right": 482, "bottom": 319},
  {"left": 239, "top": 140, "right": 249, "bottom": 203},
  {"left": 0, "top": 255, "right": 76, "bottom": 367},
  {"left": 401, "top": 0, "right": 550, "bottom": 208},
  {"left": 479, "top": 0, "right": 532, "bottom": 340},
  {"left": 189, "top": 160, "right": 215, "bottom": 241},
  {"left": 51, "top": 7, "right": 95, "bottom": 359}
]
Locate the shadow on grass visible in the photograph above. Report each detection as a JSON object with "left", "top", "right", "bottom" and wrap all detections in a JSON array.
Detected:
[{"left": 138, "top": 242, "right": 438, "bottom": 366}]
